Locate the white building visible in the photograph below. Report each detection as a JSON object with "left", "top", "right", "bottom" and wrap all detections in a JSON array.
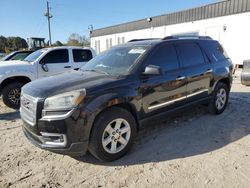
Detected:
[{"left": 90, "top": 0, "right": 250, "bottom": 65}]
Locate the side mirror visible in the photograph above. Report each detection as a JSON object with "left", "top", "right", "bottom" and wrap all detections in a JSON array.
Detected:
[
  {"left": 142, "top": 65, "right": 161, "bottom": 76},
  {"left": 41, "top": 63, "right": 49, "bottom": 72}
]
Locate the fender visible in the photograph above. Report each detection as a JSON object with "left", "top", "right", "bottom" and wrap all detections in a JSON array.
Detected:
[
  {"left": 211, "top": 63, "right": 232, "bottom": 91},
  {"left": 79, "top": 87, "right": 140, "bottom": 142},
  {"left": 0, "top": 69, "right": 36, "bottom": 84}
]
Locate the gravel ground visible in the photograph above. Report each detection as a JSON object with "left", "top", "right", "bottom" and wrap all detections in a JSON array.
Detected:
[{"left": 0, "top": 72, "right": 250, "bottom": 188}]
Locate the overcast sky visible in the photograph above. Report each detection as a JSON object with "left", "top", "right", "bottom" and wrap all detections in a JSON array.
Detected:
[{"left": 0, "top": 0, "right": 218, "bottom": 43}]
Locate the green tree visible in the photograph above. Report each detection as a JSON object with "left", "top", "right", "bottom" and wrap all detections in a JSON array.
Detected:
[
  {"left": 7, "top": 37, "right": 28, "bottom": 50},
  {"left": 0, "top": 36, "right": 7, "bottom": 52}
]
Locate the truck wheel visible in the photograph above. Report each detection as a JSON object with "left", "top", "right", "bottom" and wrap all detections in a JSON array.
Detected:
[
  {"left": 89, "top": 107, "right": 137, "bottom": 161},
  {"left": 208, "top": 82, "right": 229, "bottom": 114},
  {"left": 2, "top": 82, "right": 24, "bottom": 109}
]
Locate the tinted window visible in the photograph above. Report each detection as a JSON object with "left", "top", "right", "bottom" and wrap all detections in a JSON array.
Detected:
[
  {"left": 200, "top": 41, "right": 228, "bottom": 62},
  {"left": 147, "top": 44, "right": 179, "bottom": 71},
  {"left": 11, "top": 52, "right": 31, "bottom": 61},
  {"left": 73, "top": 49, "right": 93, "bottom": 62},
  {"left": 42, "top": 49, "right": 69, "bottom": 64},
  {"left": 176, "top": 42, "right": 205, "bottom": 67}
]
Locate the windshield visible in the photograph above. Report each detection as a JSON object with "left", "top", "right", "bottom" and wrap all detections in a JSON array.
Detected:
[
  {"left": 24, "top": 49, "right": 46, "bottom": 62},
  {"left": 1, "top": 52, "right": 15, "bottom": 61},
  {"left": 80, "top": 46, "right": 148, "bottom": 76}
]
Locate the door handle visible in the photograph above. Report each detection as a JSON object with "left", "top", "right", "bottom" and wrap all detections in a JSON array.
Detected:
[
  {"left": 64, "top": 66, "right": 71, "bottom": 68},
  {"left": 176, "top": 76, "right": 186, "bottom": 81},
  {"left": 205, "top": 69, "right": 213, "bottom": 73}
]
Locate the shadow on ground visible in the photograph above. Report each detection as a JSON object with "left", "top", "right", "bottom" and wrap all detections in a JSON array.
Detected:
[
  {"left": 0, "top": 111, "right": 20, "bottom": 121},
  {"left": 74, "top": 91, "right": 250, "bottom": 166}
]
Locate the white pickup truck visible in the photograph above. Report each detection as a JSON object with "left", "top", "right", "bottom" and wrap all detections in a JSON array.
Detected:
[{"left": 0, "top": 46, "right": 96, "bottom": 109}]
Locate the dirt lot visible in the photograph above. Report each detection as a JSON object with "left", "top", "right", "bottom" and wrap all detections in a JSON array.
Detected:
[{"left": 0, "top": 73, "right": 250, "bottom": 188}]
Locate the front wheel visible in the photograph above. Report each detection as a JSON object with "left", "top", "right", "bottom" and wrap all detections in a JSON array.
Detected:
[
  {"left": 2, "top": 82, "right": 24, "bottom": 109},
  {"left": 89, "top": 107, "right": 137, "bottom": 161},
  {"left": 208, "top": 82, "right": 229, "bottom": 114}
]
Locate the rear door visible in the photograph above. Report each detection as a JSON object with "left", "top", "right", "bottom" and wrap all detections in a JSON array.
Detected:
[
  {"left": 72, "top": 49, "right": 93, "bottom": 70},
  {"left": 38, "top": 49, "right": 72, "bottom": 77},
  {"left": 140, "top": 43, "right": 187, "bottom": 118},
  {"left": 175, "top": 41, "right": 213, "bottom": 103}
]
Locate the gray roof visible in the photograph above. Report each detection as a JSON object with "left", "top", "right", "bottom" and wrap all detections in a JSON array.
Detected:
[{"left": 91, "top": 0, "right": 250, "bottom": 37}]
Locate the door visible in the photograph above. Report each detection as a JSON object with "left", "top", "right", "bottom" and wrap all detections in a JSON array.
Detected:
[
  {"left": 38, "top": 49, "right": 72, "bottom": 77},
  {"left": 175, "top": 41, "right": 213, "bottom": 103},
  {"left": 72, "top": 49, "right": 93, "bottom": 70},
  {"left": 140, "top": 43, "right": 187, "bottom": 118}
]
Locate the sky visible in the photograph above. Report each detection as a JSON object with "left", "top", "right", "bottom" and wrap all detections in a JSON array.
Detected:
[{"left": 0, "top": 0, "right": 218, "bottom": 43}]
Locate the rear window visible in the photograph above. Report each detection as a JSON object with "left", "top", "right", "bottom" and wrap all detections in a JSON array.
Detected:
[
  {"left": 200, "top": 41, "right": 229, "bottom": 62},
  {"left": 176, "top": 42, "right": 205, "bottom": 68},
  {"left": 73, "top": 49, "right": 93, "bottom": 62}
]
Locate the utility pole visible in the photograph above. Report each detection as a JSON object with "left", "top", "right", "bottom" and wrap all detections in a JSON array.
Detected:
[{"left": 44, "top": 1, "right": 52, "bottom": 46}]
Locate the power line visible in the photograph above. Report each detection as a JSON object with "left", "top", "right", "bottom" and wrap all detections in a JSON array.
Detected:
[{"left": 44, "top": 1, "right": 53, "bottom": 46}]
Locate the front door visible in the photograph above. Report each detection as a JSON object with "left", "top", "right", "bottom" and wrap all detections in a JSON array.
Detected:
[
  {"left": 38, "top": 49, "right": 72, "bottom": 78},
  {"left": 140, "top": 43, "right": 187, "bottom": 118}
]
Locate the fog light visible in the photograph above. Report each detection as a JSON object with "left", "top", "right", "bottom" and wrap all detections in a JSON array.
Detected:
[{"left": 40, "top": 132, "right": 67, "bottom": 147}]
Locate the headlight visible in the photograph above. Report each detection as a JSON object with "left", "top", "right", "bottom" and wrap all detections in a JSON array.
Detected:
[{"left": 44, "top": 89, "right": 86, "bottom": 110}]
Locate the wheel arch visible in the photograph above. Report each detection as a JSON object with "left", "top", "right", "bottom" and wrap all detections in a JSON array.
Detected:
[
  {"left": 217, "top": 77, "right": 231, "bottom": 89},
  {"left": 212, "top": 77, "right": 231, "bottom": 92},
  {"left": 83, "top": 95, "right": 140, "bottom": 145},
  {"left": 0, "top": 76, "right": 31, "bottom": 94}
]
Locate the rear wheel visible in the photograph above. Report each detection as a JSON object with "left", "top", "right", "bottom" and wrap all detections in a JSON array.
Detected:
[
  {"left": 208, "top": 82, "right": 229, "bottom": 114},
  {"left": 89, "top": 107, "right": 137, "bottom": 161},
  {"left": 2, "top": 82, "right": 24, "bottom": 109}
]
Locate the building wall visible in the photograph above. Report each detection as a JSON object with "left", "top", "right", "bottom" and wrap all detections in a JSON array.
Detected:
[{"left": 91, "top": 12, "right": 250, "bottom": 65}]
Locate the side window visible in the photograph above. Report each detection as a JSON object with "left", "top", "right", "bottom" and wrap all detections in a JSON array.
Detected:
[
  {"left": 42, "top": 49, "right": 69, "bottom": 64},
  {"left": 147, "top": 44, "right": 179, "bottom": 72},
  {"left": 176, "top": 42, "right": 205, "bottom": 67},
  {"left": 201, "top": 41, "right": 228, "bottom": 62},
  {"left": 73, "top": 49, "right": 93, "bottom": 62},
  {"left": 11, "top": 53, "right": 30, "bottom": 60}
]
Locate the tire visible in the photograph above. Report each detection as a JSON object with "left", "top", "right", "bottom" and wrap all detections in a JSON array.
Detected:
[
  {"left": 89, "top": 107, "right": 137, "bottom": 161},
  {"left": 2, "top": 82, "right": 24, "bottom": 109},
  {"left": 208, "top": 82, "right": 229, "bottom": 114}
]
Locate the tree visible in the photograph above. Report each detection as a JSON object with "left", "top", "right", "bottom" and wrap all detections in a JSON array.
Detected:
[
  {"left": 67, "top": 33, "right": 82, "bottom": 46},
  {"left": 67, "top": 33, "right": 90, "bottom": 47},
  {"left": 0, "top": 36, "right": 7, "bottom": 52},
  {"left": 6, "top": 37, "right": 28, "bottom": 50}
]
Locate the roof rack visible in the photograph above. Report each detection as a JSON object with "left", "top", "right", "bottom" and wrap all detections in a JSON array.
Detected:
[
  {"left": 128, "top": 38, "right": 161, "bottom": 42},
  {"left": 162, "top": 35, "right": 212, "bottom": 40}
]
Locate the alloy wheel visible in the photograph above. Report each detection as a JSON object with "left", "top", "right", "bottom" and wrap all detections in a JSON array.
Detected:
[
  {"left": 215, "top": 88, "right": 227, "bottom": 110},
  {"left": 8, "top": 88, "right": 21, "bottom": 105},
  {"left": 102, "top": 118, "right": 131, "bottom": 154}
]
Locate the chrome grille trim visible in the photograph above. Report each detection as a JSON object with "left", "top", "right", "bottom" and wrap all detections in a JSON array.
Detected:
[{"left": 20, "top": 93, "right": 40, "bottom": 126}]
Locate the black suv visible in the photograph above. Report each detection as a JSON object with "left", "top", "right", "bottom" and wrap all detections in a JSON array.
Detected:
[{"left": 20, "top": 37, "right": 233, "bottom": 161}]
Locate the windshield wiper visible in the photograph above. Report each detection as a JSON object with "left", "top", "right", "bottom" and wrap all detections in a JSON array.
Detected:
[{"left": 83, "top": 69, "right": 110, "bottom": 76}]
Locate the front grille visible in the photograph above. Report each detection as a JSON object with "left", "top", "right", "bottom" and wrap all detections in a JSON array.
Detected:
[{"left": 20, "top": 93, "right": 38, "bottom": 126}]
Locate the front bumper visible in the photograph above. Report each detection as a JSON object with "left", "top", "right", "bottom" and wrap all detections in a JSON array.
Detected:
[
  {"left": 23, "top": 126, "right": 88, "bottom": 155},
  {"left": 21, "top": 107, "right": 92, "bottom": 156}
]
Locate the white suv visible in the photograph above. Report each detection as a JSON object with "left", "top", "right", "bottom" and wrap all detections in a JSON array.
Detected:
[{"left": 0, "top": 46, "right": 96, "bottom": 109}]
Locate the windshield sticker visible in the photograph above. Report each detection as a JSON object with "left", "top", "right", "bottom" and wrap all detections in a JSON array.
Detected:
[{"left": 128, "top": 48, "right": 146, "bottom": 54}]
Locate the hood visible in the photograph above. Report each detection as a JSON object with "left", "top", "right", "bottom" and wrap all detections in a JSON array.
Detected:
[
  {"left": 0, "top": 60, "right": 31, "bottom": 70},
  {"left": 0, "top": 60, "right": 30, "bottom": 66},
  {"left": 0, "top": 60, "right": 33, "bottom": 76},
  {"left": 22, "top": 70, "right": 118, "bottom": 98}
]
